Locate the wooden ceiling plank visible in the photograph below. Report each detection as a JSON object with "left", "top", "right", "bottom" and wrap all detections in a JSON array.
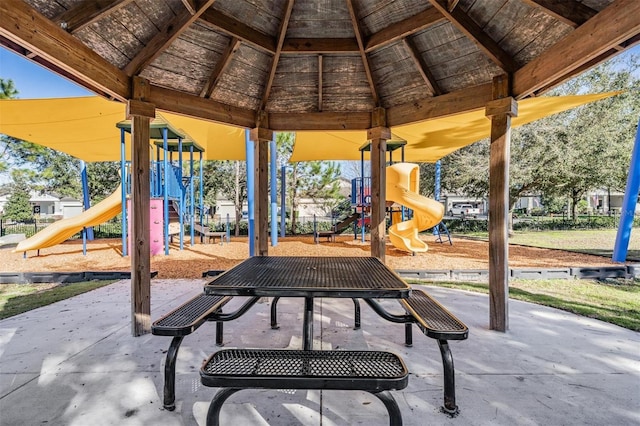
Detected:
[
  {"left": 513, "top": 0, "right": 640, "bottom": 98},
  {"left": 522, "top": 0, "right": 597, "bottom": 28},
  {"left": 260, "top": 0, "right": 295, "bottom": 111},
  {"left": 124, "top": 0, "right": 217, "bottom": 77},
  {"left": 403, "top": 38, "right": 442, "bottom": 96},
  {"left": 200, "top": 36, "right": 241, "bottom": 98},
  {"left": 200, "top": 9, "right": 276, "bottom": 53},
  {"left": 428, "top": 0, "right": 518, "bottom": 73},
  {"left": 347, "top": 0, "right": 379, "bottom": 105},
  {"left": 282, "top": 38, "right": 359, "bottom": 53},
  {"left": 149, "top": 84, "right": 256, "bottom": 128},
  {"left": 54, "top": 0, "right": 135, "bottom": 34},
  {"left": 0, "top": 1, "right": 130, "bottom": 100},
  {"left": 365, "top": 7, "right": 445, "bottom": 53},
  {"left": 386, "top": 82, "right": 493, "bottom": 127}
]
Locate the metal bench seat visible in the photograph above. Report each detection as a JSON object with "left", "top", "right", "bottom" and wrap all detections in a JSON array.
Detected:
[
  {"left": 152, "top": 294, "right": 232, "bottom": 410},
  {"left": 201, "top": 349, "right": 408, "bottom": 426},
  {"left": 400, "top": 289, "right": 468, "bottom": 415}
]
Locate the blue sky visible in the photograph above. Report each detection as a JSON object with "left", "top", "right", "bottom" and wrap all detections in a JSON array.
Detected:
[
  {"left": 0, "top": 48, "right": 92, "bottom": 98},
  {"left": 1, "top": 45, "right": 638, "bottom": 99}
]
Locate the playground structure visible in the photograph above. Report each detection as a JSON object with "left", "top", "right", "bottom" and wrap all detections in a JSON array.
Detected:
[
  {"left": 347, "top": 141, "right": 448, "bottom": 254},
  {"left": 14, "top": 115, "right": 222, "bottom": 257}
]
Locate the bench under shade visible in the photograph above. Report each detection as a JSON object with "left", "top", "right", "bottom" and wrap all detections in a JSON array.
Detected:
[{"left": 201, "top": 349, "right": 409, "bottom": 426}]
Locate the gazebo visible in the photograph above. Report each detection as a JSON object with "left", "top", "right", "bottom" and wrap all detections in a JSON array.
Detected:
[{"left": 1, "top": 0, "right": 638, "bottom": 335}]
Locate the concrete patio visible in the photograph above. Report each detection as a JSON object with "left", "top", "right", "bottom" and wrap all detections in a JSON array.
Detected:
[{"left": 0, "top": 278, "right": 638, "bottom": 425}]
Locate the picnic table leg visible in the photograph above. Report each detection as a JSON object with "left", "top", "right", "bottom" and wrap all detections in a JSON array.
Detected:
[
  {"left": 303, "top": 297, "right": 314, "bottom": 350},
  {"left": 438, "top": 339, "right": 458, "bottom": 415},
  {"left": 163, "top": 336, "right": 184, "bottom": 410},
  {"left": 371, "top": 390, "right": 404, "bottom": 426},
  {"left": 404, "top": 323, "right": 413, "bottom": 347},
  {"left": 352, "top": 298, "right": 361, "bottom": 330},
  {"left": 206, "top": 388, "right": 241, "bottom": 426},
  {"left": 270, "top": 297, "right": 280, "bottom": 329}
]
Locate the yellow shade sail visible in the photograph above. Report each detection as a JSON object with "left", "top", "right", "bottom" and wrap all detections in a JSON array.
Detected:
[
  {"left": 0, "top": 96, "right": 247, "bottom": 161},
  {"left": 290, "top": 91, "right": 621, "bottom": 162}
]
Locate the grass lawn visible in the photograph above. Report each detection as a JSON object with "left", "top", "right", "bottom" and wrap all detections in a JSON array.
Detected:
[
  {"left": 0, "top": 281, "right": 115, "bottom": 320},
  {"left": 417, "top": 278, "right": 640, "bottom": 331}
]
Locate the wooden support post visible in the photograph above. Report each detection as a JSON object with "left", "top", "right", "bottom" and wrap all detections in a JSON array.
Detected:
[
  {"left": 368, "top": 124, "right": 390, "bottom": 262},
  {"left": 128, "top": 76, "right": 154, "bottom": 336},
  {"left": 250, "top": 126, "right": 273, "bottom": 256},
  {"left": 485, "top": 75, "right": 517, "bottom": 332}
]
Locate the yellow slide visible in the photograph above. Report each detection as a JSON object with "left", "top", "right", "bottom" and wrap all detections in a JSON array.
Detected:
[
  {"left": 386, "top": 163, "right": 444, "bottom": 253},
  {"left": 14, "top": 187, "right": 122, "bottom": 253}
]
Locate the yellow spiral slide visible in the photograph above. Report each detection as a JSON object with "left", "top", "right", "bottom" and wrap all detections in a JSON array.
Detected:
[
  {"left": 386, "top": 163, "right": 444, "bottom": 253},
  {"left": 13, "top": 187, "right": 122, "bottom": 254}
]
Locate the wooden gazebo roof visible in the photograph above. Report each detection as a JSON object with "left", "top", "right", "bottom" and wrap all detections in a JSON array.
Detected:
[
  {"left": 2, "top": 0, "right": 638, "bottom": 130},
  {"left": 2, "top": 0, "right": 639, "bottom": 335}
]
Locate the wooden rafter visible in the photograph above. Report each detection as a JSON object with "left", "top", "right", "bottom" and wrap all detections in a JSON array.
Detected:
[
  {"left": 54, "top": 0, "right": 135, "bottom": 34},
  {"left": 181, "top": 0, "right": 197, "bottom": 15},
  {"left": 124, "top": 0, "right": 217, "bottom": 77},
  {"left": 365, "top": 7, "right": 445, "bottom": 52},
  {"left": 428, "top": 0, "right": 518, "bottom": 73},
  {"left": 0, "top": 1, "right": 130, "bottom": 101},
  {"left": 200, "top": 9, "right": 276, "bottom": 53},
  {"left": 200, "top": 36, "right": 240, "bottom": 98},
  {"left": 522, "top": 0, "right": 597, "bottom": 28},
  {"left": 403, "top": 37, "right": 442, "bottom": 96},
  {"left": 513, "top": 0, "right": 640, "bottom": 98},
  {"left": 260, "top": 0, "right": 295, "bottom": 111},
  {"left": 346, "top": 0, "right": 379, "bottom": 106},
  {"left": 318, "top": 54, "right": 323, "bottom": 111},
  {"left": 282, "top": 38, "right": 358, "bottom": 53}
]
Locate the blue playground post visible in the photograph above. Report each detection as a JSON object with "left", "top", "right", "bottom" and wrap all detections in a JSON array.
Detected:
[
  {"left": 162, "top": 127, "right": 170, "bottom": 255},
  {"left": 82, "top": 227, "right": 87, "bottom": 255},
  {"left": 226, "top": 213, "right": 230, "bottom": 243},
  {"left": 189, "top": 145, "right": 195, "bottom": 246},
  {"left": 613, "top": 117, "right": 640, "bottom": 262},
  {"left": 433, "top": 160, "right": 441, "bottom": 236},
  {"left": 120, "top": 128, "right": 127, "bottom": 256},
  {"left": 360, "top": 151, "right": 366, "bottom": 243},
  {"left": 270, "top": 137, "right": 278, "bottom": 246},
  {"left": 199, "top": 151, "right": 204, "bottom": 228},
  {"left": 245, "top": 130, "right": 255, "bottom": 256},
  {"left": 79, "top": 160, "right": 94, "bottom": 240},
  {"left": 280, "top": 165, "right": 286, "bottom": 237}
]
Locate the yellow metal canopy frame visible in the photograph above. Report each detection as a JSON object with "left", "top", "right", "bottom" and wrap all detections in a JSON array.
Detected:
[
  {"left": 0, "top": 92, "right": 619, "bottom": 163},
  {"left": 291, "top": 91, "right": 621, "bottom": 162}
]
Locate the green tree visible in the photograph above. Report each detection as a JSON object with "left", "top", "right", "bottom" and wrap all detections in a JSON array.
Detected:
[
  {"left": 202, "top": 160, "right": 247, "bottom": 235},
  {"left": 87, "top": 162, "right": 120, "bottom": 202},
  {"left": 2, "top": 172, "right": 32, "bottom": 221},
  {"left": 280, "top": 133, "right": 344, "bottom": 234},
  {"left": 0, "top": 78, "right": 19, "bottom": 175}
]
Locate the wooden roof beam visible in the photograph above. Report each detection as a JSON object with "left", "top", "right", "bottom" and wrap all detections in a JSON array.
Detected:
[
  {"left": 365, "top": 7, "right": 445, "bottom": 53},
  {"left": 522, "top": 0, "right": 597, "bottom": 28},
  {"left": 282, "top": 38, "right": 359, "bottom": 53},
  {"left": 259, "top": 0, "right": 295, "bottom": 111},
  {"left": 386, "top": 82, "right": 493, "bottom": 127},
  {"left": 318, "top": 54, "right": 323, "bottom": 111},
  {"left": 54, "top": 0, "right": 135, "bottom": 34},
  {"left": 428, "top": 0, "right": 518, "bottom": 73},
  {"left": 200, "top": 9, "right": 276, "bottom": 53},
  {"left": 403, "top": 37, "right": 442, "bottom": 96},
  {"left": 148, "top": 84, "right": 256, "bottom": 128},
  {"left": 181, "top": 0, "right": 197, "bottom": 15},
  {"left": 124, "top": 0, "right": 217, "bottom": 77},
  {"left": 347, "top": 0, "right": 380, "bottom": 106},
  {"left": 513, "top": 0, "right": 640, "bottom": 98},
  {"left": 200, "top": 36, "right": 240, "bottom": 98},
  {"left": 0, "top": 0, "right": 130, "bottom": 101}
]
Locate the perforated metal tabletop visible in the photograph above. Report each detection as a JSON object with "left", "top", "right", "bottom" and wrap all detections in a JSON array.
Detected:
[{"left": 203, "top": 256, "right": 410, "bottom": 298}]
